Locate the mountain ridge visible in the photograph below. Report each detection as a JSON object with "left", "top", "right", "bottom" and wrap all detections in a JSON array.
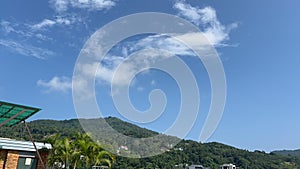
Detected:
[
  {"left": 272, "top": 149, "right": 300, "bottom": 157},
  {"left": 0, "top": 117, "right": 299, "bottom": 168}
]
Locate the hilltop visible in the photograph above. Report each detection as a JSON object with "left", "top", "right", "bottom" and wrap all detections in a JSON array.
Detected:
[{"left": 0, "top": 117, "right": 299, "bottom": 169}]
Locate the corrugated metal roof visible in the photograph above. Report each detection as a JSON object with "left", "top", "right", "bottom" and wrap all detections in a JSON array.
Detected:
[{"left": 0, "top": 137, "right": 51, "bottom": 152}]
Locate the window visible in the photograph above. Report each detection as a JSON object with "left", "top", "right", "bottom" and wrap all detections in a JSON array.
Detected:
[{"left": 25, "top": 158, "right": 32, "bottom": 166}]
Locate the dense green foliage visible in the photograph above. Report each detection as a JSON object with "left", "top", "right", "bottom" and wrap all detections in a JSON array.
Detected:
[
  {"left": 113, "top": 141, "right": 300, "bottom": 169},
  {"left": 272, "top": 149, "right": 300, "bottom": 157},
  {"left": 47, "top": 133, "right": 115, "bottom": 169},
  {"left": 0, "top": 117, "right": 299, "bottom": 169}
]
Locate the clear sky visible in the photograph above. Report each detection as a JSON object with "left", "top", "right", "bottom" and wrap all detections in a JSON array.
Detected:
[{"left": 1, "top": 0, "right": 300, "bottom": 152}]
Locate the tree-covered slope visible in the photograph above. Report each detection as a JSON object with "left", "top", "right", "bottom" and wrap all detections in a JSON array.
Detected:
[
  {"left": 0, "top": 117, "right": 157, "bottom": 141},
  {"left": 0, "top": 117, "right": 299, "bottom": 169},
  {"left": 272, "top": 149, "right": 300, "bottom": 157}
]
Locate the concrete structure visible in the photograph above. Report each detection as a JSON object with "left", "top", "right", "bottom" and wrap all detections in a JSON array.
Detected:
[
  {"left": 188, "top": 165, "right": 205, "bottom": 169},
  {"left": 220, "top": 163, "right": 237, "bottom": 169},
  {"left": 0, "top": 137, "right": 51, "bottom": 169}
]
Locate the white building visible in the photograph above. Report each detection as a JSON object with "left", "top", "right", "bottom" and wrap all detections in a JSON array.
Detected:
[
  {"left": 189, "top": 164, "right": 205, "bottom": 169},
  {"left": 220, "top": 163, "right": 236, "bottom": 169}
]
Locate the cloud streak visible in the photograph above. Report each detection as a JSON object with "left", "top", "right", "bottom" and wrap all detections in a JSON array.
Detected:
[
  {"left": 31, "top": 19, "right": 56, "bottom": 30},
  {"left": 37, "top": 76, "right": 72, "bottom": 93},
  {"left": 0, "top": 39, "right": 55, "bottom": 59},
  {"left": 30, "top": 14, "right": 80, "bottom": 30},
  {"left": 50, "top": 0, "right": 116, "bottom": 12},
  {"left": 1, "top": 20, "right": 51, "bottom": 40},
  {"left": 0, "top": 20, "right": 56, "bottom": 58}
]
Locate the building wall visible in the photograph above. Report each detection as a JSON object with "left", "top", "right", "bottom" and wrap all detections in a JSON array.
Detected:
[
  {"left": 0, "top": 150, "right": 7, "bottom": 169},
  {"left": 0, "top": 150, "right": 49, "bottom": 169},
  {"left": 4, "top": 150, "right": 19, "bottom": 169}
]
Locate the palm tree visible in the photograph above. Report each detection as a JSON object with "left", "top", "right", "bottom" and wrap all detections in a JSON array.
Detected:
[
  {"left": 73, "top": 133, "right": 93, "bottom": 168},
  {"left": 74, "top": 133, "right": 115, "bottom": 168},
  {"left": 47, "top": 133, "right": 115, "bottom": 169},
  {"left": 93, "top": 149, "right": 116, "bottom": 168},
  {"left": 48, "top": 136, "right": 79, "bottom": 169}
]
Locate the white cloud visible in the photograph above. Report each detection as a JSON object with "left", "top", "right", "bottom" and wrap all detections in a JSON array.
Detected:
[
  {"left": 50, "top": 0, "right": 116, "bottom": 12},
  {"left": 0, "top": 39, "right": 55, "bottom": 59},
  {"left": 78, "top": 32, "right": 221, "bottom": 92},
  {"left": 173, "top": 2, "right": 203, "bottom": 25},
  {"left": 35, "top": 33, "right": 53, "bottom": 41},
  {"left": 0, "top": 21, "right": 15, "bottom": 34},
  {"left": 94, "top": 48, "right": 175, "bottom": 90},
  {"left": 50, "top": 0, "right": 69, "bottom": 12},
  {"left": 133, "top": 34, "right": 195, "bottom": 56},
  {"left": 37, "top": 76, "right": 72, "bottom": 93},
  {"left": 174, "top": 1, "right": 237, "bottom": 46},
  {"left": 74, "top": 1, "right": 238, "bottom": 98},
  {"left": 70, "top": 0, "right": 116, "bottom": 10},
  {"left": 0, "top": 20, "right": 53, "bottom": 42},
  {"left": 31, "top": 19, "right": 56, "bottom": 30},
  {"left": 0, "top": 20, "right": 55, "bottom": 58},
  {"left": 1, "top": 20, "right": 36, "bottom": 38},
  {"left": 55, "top": 17, "right": 72, "bottom": 25},
  {"left": 31, "top": 16, "right": 76, "bottom": 30},
  {"left": 73, "top": 48, "right": 172, "bottom": 98},
  {"left": 174, "top": 1, "right": 217, "bottom": 26},
  {"left": 97, "top": 56, "right": 124, "bottom": 84}
]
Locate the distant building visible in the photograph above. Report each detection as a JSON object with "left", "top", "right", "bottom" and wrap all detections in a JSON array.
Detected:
[
  {"left": 220, "top": 163, "right": 237, "bottom": 169},
  {"left": 188, "top": 164, "right": 206, "bottom": 169},
  {"left": 120, "top": 145, "right": 128, "bottom": 151},
  {"left": 0, "top": 137, "right": 51, "bottom": 169}
]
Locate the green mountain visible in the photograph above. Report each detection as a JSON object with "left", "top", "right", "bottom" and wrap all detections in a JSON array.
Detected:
[
  {"left": 272, "top": 149, "right": 300, "bottom": 157},
  {"left": 0, "top": 117, "right": 299, "bottom": 169}
]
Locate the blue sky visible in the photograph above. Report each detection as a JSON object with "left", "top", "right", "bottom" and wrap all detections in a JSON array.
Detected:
[{"left": 1, "top": 0, "right": 300, "bottom": 152}]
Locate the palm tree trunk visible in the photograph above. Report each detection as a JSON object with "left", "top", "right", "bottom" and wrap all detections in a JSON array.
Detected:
[{"left": 73, "top": 161, "right": 77, "bottom": 169}]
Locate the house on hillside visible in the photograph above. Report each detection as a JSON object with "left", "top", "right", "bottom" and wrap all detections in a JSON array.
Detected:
[
  {"left": 175, "top": 164, "right": 209, "bottom": 169},
  {"left": 220, "top": 163, "right": 237, "bottom": 169},
  {"left": 188, "top": 164, "right": 206, "bottom": 169},
  {"left": 0, "top": 137, "right": 51, "bottom": 169}
]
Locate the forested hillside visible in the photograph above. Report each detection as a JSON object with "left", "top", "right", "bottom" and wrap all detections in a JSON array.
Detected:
[
  {"left": 0, "top": 117, "right": 299, "bottom": 169},
  {"left": 272, "top": 149, "right": 300, "bottom": 157}
]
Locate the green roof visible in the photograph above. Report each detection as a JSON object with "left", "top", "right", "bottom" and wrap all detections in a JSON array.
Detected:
[{"left": 0, "top": 101, "right": 40, "bottom": 127}]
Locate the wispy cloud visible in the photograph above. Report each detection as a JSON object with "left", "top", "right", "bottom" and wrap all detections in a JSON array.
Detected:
[
  {"left": 94, "top": 3, "right": 237, "bottom": 88},
  {"left": 50, "top": 0, "right": 68, "bottom": 12},
  {"left": 31, "top": 15, "right": 79, "bottom": 30},
  {"left": 73, "top": 1, "right": 238, "bottom": 98},
  {"left": 50, "top": 0, "right": 116, "bottom": 12},
  {"left": 31, "top": 19, "right": 56, "bottom": 30},
  {"left": 37, "top": 76, "right": 72, "bottom": 93},
  {"left": 173, "top": 0, "right": 237, "bottom": 46},
  {"left": 0, "top": 20, "right": 55, "bottom": 58},
  {"left": 0, "top": 21, "right": 15, "bottom": 34},
  {"left": 0, "top": 39, "right": 55, "bottom": 59},
  {"left": 1, "top": 20, "right": 50, "bottom": 40},
  {"left": 97, "top": 50, "right": 171, "bottom": 87},
  {"left": 92, "top": 35, "right": 193, "bottom": 89}
]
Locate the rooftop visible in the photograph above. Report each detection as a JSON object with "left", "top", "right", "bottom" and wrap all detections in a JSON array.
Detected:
[{"left": 0, "top": 137, "right": 51, "bottom": 152}]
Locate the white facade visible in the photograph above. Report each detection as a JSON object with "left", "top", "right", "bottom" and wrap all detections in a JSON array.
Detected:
[
  {"left": 220, "top": 163, "right": 236, "bottom": 169},
  {"left": 189, "top": 165, "right": 204, "bottom": 169}
]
